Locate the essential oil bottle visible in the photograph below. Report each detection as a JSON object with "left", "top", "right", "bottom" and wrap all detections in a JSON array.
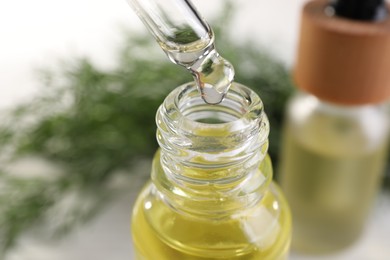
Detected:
[
  {"left": 279, "top": 0, "right": 390, "bottom": 254},
  {"left": 132, "top": 83, "right": 292, "bottom": 259},
  {"left": 126, "top": 0, "right": 292, "bottom": 258}
]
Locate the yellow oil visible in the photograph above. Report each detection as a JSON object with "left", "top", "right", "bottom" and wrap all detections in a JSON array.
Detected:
[
  {"left": 279, "top": 123, "right": 388, "bottom": 253},
  {"left": 132, "top": 152, "right": 291, "bottom": 260}
]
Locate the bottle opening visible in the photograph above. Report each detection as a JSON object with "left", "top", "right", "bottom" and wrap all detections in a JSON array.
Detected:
[
  {"left": 170, "top": 82, "right": 263, "bottom": 132},
  {"left": 178, "top": 86, "right": 247, "bottom": 124}
]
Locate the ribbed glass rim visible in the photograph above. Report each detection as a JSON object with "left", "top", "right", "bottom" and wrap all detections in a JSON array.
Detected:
[{"left": 160, "top": 82, "right": 266, "bottom": 135}]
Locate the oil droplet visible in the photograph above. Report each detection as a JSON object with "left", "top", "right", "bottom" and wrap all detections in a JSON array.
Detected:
[
  {"left": 190, "top": 48, "right": 234, "bottom": 104},
  {"left": 161, "top": 37, "right": 234, "bottom": 105}
]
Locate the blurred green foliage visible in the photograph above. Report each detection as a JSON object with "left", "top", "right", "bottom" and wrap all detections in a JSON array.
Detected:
[{"left": 0, "top": 3, "right": 295, "bottom": 253}]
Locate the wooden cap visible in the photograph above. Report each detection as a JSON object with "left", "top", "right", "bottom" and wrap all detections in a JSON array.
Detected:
[{"left": 294, "top": 0, "right": 390, "bottom": 105}]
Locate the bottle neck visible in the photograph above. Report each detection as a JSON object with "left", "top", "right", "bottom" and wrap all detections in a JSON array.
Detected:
[
  {"left": 152, "top": 82, "right": 271, "bottom": 218},
  {"left": 287, "top": 92, "right": 390, "bottom": 154}
]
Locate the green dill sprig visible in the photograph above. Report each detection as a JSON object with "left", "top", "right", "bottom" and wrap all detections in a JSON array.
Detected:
[{"left": 0, "top": 4, "right": 296, "bottom": 252}]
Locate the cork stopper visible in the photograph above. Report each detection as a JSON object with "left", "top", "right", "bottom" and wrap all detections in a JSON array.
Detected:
[{"left": 294, "top": 0, "right": 390, "bottom": 105}]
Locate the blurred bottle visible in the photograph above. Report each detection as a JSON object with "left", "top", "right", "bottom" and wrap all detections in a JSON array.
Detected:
[{"left": 279, "top": 0, "right": 390, "bottom": 254}]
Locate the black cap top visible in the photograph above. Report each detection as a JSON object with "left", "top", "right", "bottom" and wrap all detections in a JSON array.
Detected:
[{"left": 331, "top": 0, "right": 388, "bottom": 21}]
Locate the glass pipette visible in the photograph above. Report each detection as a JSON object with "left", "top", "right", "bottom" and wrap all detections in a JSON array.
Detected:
[{"left": 126, "top": 0, "right": 234, "bottom": 104}]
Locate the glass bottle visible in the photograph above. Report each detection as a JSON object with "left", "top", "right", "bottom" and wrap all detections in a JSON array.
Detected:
[
  {"left": 279, "top": 93, "right": 389, "bottom": 253},
  {"left": 131, "top": 82, "right": 291, "bottom": 259},
  {"left": 279, "top": 0, "right": 390, "bottom": 254}
]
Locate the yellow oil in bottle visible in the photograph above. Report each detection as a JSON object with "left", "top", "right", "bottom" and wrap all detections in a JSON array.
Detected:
[
  {"left": 131, "top": 83, "right": 292, "bottom": 259},
  {"left": 280, "top": 130, "right": 387, "bottom": 253},
  {"left": 132, "top": 153, "right": 291, "bottom": 260},
  {"left": 279, "top": 96, "right": 389, "bottom": 253},
  {"left": 126, "top": 1, "right": 292, "bottom": 258}
]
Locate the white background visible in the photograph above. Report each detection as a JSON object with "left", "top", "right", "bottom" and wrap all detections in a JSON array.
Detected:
[{"left": 0, "top": 0, "right": 302, "bottom": 109}]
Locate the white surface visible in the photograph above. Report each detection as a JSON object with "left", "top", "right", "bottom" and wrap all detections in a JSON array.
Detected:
[
  {"left": 6, "top": 170, "right": 390, "bottom": 260},
  {"left": 5, "top": 174, "right": 144, "bottom": 260},
  {"left": 1, "top": 0, "right": 389, "bottom": 259},
  {"left": 0, "top": 0, "right": 128, "bottom": 109}
]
